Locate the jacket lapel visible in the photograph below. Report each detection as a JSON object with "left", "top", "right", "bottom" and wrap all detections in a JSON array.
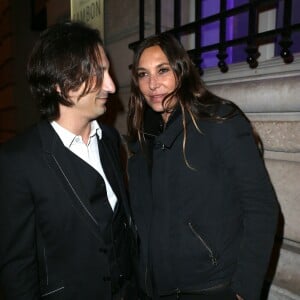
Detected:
[
  {"left": 38, "top": 121, "right": 103, "bottom": 239},
  {"left": 98, "top": 132, "right": 132, "bottom": 222}
]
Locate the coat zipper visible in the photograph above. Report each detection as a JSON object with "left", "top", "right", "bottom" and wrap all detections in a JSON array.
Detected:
[
  {"left": 43, "top": 247, "right": 49, "bottom": 285},
  {"left": 145, "top": 266, "right": 148, "bottom": 294},
  {"left": 158, "top": 282, "right": 230, "bottom": 297},
  {"left": 188, "top": 222, "right": 218, "bottom": 266}
]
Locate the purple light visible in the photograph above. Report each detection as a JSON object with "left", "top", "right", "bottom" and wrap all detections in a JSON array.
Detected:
[{"left": 226, "top": 0, "right": 235, "bottom": 63}]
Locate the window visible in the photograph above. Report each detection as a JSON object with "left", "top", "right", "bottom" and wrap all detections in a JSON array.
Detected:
[{"left": 129, "top": 0, "right": 300, "bottom": 75}]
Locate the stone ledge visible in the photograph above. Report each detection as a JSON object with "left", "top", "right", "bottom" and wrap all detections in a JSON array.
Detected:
[
  {"left": 267, "top": 284, "right": 300, "bottom": 300},
  {"left": 203, "top": 54, "right": 300, "bottom": 85},
  {"left": 253, "top": 121, "right": 300, "bottom": 152},
  {"left": 248, "top": 112, "right": 300, "bottom": 122},
  {"left": 208, "top": 75, "right": 300, "bottom": 113},
  {"left": 264, "top": 151, "right": 300, "bottom": 162}
]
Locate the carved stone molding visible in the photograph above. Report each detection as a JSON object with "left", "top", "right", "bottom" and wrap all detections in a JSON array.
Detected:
[{"left": 254, "top": 121, "right": 300, "bottom": 153}]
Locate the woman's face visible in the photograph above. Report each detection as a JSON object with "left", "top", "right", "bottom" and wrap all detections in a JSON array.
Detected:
[{"left": 137, "top": 45, "right": 177, "bottom": 122}]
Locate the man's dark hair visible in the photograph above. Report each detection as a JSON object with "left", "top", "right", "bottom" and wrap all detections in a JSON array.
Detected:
[{"left": 27, "top": 21, "right": 105, "bottom": 120}]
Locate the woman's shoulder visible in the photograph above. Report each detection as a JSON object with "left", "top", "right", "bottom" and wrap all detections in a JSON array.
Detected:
[
  {"left": 212, "top": 96, "right": 240, "bottom": 118},
  {"left": 197, "top": 98, "right": 252, "bottom": 137}
]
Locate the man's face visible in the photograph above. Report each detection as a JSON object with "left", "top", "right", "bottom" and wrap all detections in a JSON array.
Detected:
[{"left": 67, "top": 47, "right": 116, "bottom": 121}]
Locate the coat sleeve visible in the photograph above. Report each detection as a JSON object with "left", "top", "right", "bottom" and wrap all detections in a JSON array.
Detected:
[
  {"left": 0, "top": 147, "right": 40, "bottom": 299},
  {"left": 214, "top": 113, "right": 279, "bottom": 300}
]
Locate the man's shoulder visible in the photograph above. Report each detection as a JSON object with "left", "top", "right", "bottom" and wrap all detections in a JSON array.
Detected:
[
  {"left": 0, "top": 124, "right": 42, "bottom": 169},
  {"left": 0, "top": 124, "right": 40, "bottom": 152}
]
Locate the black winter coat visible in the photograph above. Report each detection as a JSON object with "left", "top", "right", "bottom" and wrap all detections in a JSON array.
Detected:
[{"left": 127, "top": 104, "right": 278, "bottom": 300}]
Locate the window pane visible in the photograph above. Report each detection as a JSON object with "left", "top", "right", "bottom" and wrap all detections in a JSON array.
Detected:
[
  {"left": 202, "top": 0, "right": 220, "bottom": 17},
  {"left": 198, "top": 0, "right": 300, "bottom": 69},
  {"left": 231, "top": 44, "right": 247, "bottom": 63},
  {"left": 232, "top": 12, "right": 248, "bottom": 39},
  {"left": 201, "top": 21, "right": 219, "bottom": 46},
  {"left": 227, "top": 0, "right": 249, "bottom": 9},
  {"left": 202, "top": 50, "right": 218, "bottom": 68},
  {"left": 275, "top": 0, "right": 300, "bottom": 55},
  {"left": 200, "top": 0, "right": 250, "bottom": 68},
  {"left": 291, "top": 32, "right": 300, "bottom": 54}
]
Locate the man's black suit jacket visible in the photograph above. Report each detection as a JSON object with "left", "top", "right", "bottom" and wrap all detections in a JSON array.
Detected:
[{"left": 0, "top": 120, "right": 135, "bottom": 299}]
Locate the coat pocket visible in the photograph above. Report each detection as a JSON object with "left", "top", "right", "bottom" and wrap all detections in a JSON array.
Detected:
[
  {"left": 41, "top": 286, "right": 65, "bottom": 298},
  {"left": 40, "top": 247, "right": 65, "bottom": 298},
  {"left": 188, "top": 222, "right": 218, "bottom": 266}
]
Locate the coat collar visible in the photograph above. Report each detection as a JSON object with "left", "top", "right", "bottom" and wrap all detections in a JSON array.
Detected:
[
  {"left": 156, "top": 110, "right": 188, "bottom": 149},
  {"left": 50, "top": 119, "right": 102, "bottom": 148},
  {"left": 143, "top": 107, "right": 191, "bottom": 149}
]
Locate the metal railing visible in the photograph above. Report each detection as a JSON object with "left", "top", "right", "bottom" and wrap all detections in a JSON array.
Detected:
[{"left": 128, "top": 0, "right": 300, "bottom": 74}]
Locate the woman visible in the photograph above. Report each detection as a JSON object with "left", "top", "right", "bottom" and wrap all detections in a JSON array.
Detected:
[{"left": 126, "top": 33, "right": 278, "bottom": 300}]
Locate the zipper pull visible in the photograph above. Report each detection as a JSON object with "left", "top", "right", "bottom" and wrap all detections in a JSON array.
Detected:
[{"left": 176, "top": 288, "right": 181, "bottom": 299}]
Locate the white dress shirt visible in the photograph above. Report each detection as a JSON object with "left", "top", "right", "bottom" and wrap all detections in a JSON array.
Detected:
[{"left": 51, "top": 120, "right": 117, "bottom": 211}]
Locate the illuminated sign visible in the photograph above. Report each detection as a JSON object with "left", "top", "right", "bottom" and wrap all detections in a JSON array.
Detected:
[{"left": 71, "top": 0, "right": 104, "bottom": 39}]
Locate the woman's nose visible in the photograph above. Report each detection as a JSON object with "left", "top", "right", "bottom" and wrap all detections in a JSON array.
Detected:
[{"left": 149, "top": 74, "right": 159, "bottom": 90}]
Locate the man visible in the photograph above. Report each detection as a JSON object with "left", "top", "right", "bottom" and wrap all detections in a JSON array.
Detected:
[{"left": 0, "top": 22, "right": 137, "bottom": 299}]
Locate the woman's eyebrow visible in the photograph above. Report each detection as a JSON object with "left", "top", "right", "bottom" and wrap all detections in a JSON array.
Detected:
[{"left": 137, "top": 62, "right": 170, "bottom": 70}]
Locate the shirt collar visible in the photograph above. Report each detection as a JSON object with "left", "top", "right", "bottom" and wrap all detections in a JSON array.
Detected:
[
  {"left": 51, "top": 120, "right": 102, "bottom": 148},
  {"left": 90, "top": 119, "right": 102, "bottom": 140}
]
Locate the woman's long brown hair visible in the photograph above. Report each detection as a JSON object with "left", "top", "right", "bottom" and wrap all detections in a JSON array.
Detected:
[{"left": 127, "top": 33, "right": 262, "bottom": 164}]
